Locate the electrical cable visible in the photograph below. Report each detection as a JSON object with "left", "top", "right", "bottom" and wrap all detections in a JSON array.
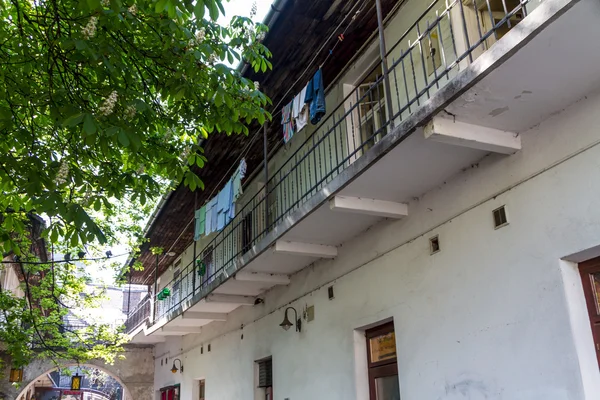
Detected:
[
  {"left": 2, "top": 252, "right": 132, "bottom": 265},
  {"left": 145, "top": 0, "right": 371, "bottom": 280}
]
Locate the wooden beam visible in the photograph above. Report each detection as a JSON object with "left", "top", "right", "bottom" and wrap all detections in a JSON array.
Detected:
[
  {"left": 235, "top": 271, "right": 290, "bottom": 286},
  {"left": 205, "top": 294, "right": 255, "bottom": 305},
  {"left": 424, "top": 115, "right": 521, "bottom": 154},
  {"left": 329, "top": 196, "right": 408, "bottom": 219},
  {"left": 273, "top": 241, "right": 337, "bottom": 259},
  {"left": 181, "top": 312, "right": 228, "bottom": 321}
]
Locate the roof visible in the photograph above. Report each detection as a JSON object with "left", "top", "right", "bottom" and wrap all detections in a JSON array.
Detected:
[{"left": 129, "top": 0, "right": 399, "bottom": 285}]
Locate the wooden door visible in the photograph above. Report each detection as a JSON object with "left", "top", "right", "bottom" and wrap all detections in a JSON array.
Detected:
[
  {"left": 366, "top": 322, "right": 400, "bottom": 400},
  {"left": 579, "top": 257, "right": 600, "bottom": 368}
]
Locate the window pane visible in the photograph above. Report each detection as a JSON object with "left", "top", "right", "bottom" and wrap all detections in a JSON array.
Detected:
[
  {"left": 592, "top": 273, "right": 600, "bottom": 314},
  {"left": 370, "top": 332, "right": 397, "bottom": 363},
  {"left": 375, "top": 375, "right": 400, "bottom": 400}
]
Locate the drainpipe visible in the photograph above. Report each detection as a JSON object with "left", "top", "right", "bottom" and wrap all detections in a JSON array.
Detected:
[
  {"left": 375, "top": 0, "right": 395, "bottom": 129},
  {"left": 153, "top": 254, "right": 159, "bottom": 322},
  {"left": 192, "top": 191, "right": 197, "bottom": 294},
  {"left": 263, "top": 123, "right": 269, "bottom": 231},
  {"left": 127, "top": 267, "right": 132, "bottom": 316}
]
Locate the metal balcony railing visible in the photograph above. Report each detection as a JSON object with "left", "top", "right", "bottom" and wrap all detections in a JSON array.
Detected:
[
  {"left": 139, "top": 0, "right": 533, "bottom": 324},
  {"left": 124, "top": 294, "right": 151, "bottom": 333}
]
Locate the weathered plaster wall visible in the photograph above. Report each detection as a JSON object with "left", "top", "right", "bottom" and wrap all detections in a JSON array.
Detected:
[
  {"left": 0, "top": 345, "right": 154, "bottom": 400},
  {"left": 152, "top": 87, "right": 600, "bottom": 399}
]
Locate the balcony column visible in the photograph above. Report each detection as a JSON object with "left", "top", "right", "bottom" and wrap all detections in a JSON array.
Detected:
[{"left": 375, "top": 0, "right": 395, "bottom": 129}]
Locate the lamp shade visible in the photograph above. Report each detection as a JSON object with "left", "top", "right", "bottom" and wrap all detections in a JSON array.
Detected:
[
  {"left": 71, "top": 373, "right": 82, "bottom": 390},
  {"left": 171, "top": 359, "right": 183, "bottom": 374},
  {"left": 279, "top": 314, "right": 293, "bottom": 331},
  {"left": 9, "top": 368, "right": 23, "bottom": 383}
]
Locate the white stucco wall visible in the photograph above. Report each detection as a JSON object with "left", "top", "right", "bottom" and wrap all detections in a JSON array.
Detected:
[{"left": 151, "top": 81, "right": 600, "bottom": 399}]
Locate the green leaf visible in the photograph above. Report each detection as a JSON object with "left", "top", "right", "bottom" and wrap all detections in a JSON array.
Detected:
[
  {"left": 155, "top": 0, "right": 168, "bottom": 13},
  {"left": 117, "top": 131, "right": 130, "bottom": 147},
  {"left": 83, "top": 114, "right": 96, "bottom": 135},
  {"left": 64, "top": 113, "right": 84, "bottom": 127},
  {"left": 194, "top": 0, "right": 205, "bottom": 19},
  {"left": 207, "top": 0, "right": 219, "bottom": 20}
]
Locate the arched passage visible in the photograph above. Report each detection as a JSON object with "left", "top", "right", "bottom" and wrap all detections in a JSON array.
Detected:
[
  {"left": 16, "top": 363, "right": 132, "bottom": 400},
  {"left": 0, "top": 346, "right": 154, "bottom": 400}
]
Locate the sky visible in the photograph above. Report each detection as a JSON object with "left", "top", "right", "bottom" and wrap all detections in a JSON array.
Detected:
[
  {"left": 219, "top": 0, "right": 274, "bottom": 24},
  {"left": 86, "top": 0, "right": 276, "bottom": 286}
]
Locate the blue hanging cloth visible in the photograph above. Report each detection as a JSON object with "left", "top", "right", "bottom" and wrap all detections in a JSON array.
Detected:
[{"left": 304, "top": 68, "right": 326, "bottom": 125}]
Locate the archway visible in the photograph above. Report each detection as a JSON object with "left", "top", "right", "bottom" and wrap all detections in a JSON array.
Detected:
[
  {"left": 0, "top": 346, "right": 154, "bottom": 400},
  {"left": 15, "top": 363, "right": 133, "bottom": 400}
]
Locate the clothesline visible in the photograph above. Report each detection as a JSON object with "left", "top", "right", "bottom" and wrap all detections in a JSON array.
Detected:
[
  {"left": 158, "top": 0, "right": 371, "bottom": 270},
  {"left": 194, "top": 158, "right": 247, "bottom": 240},
  {"left": 201, "top": 0, "right": 369, "bottom": 203},
  {"left": 279, "top": 0, "right": 370, "bottom": 144}
]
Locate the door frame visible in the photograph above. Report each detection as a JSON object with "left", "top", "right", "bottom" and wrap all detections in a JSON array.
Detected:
[
  {"left": 579, "top": 257, "right": 600, "bottom": 368},
  {"left": 366, "top": 321, "right": 399, "bottom": 400}
]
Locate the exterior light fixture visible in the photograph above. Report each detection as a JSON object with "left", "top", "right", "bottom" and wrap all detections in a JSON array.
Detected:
[
  {"left": 171, "top": 358, "right": 184, "bottom": 374},
  {"left": 9, "top": 368, "right": 23, "bottom": 383},
  {"left": 71, "top": 373, "right": 82, "bottom": 390},
  {"left": 279, "top": 307, "right": 301, "bottom": 332}
]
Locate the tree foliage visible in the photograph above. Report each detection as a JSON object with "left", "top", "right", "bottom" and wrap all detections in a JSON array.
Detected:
[{"left": 0, "top": 0, "right": 271, "bottom": 369}]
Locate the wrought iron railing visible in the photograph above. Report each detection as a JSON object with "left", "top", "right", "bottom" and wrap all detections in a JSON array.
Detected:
[
  {"left": 124, "top": 293, "right": 151, "bottom": 333},
  {"left": 142, "top": 0, "right": 533, "bottom": 323}
]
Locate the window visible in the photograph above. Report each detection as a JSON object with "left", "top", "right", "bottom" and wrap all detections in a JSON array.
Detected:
[
  {"left": 475, "top": 0, "right": 525, "bottom": 41},
  {"left": 242, "top": 212, "right": 253, "bottom": 254},
  {"left": 255, "top": 357, "right": 273, "bottom": 400},
  {"left": 199, "top": 380, "right": 205, "bottom": 400},
  {"left": 579, "top": 257, "right": 600, "bottom": 368},
  {"left": 172, "top": 268, "right": 181, "bottom": 303},
  {"left": 366, "top": 322, "right": 400, "bottom": 400},
  {"left": 422, "top": 27, "right": 442, "bottom": 77},
  {"left": 160, "top": 385, "right": 180, "bottom": 400},
  {"left": 357, "top": 64, "right": 387, "bottom": 152},
  {"left": 200, "top": 246, "right": 214, "bottom": 285}
]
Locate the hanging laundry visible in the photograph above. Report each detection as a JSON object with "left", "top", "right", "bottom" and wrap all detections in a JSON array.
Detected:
[
  {"left": 216, "top": 178, "right": 233, "bottom": 231},
  {"left": 231, "top": 158, "right": 247, "bottom": 219},
  {"left": 281, "top": 101, "right": 295, "bottom": 143},
  {"left": 194, "top": 206, "right": 206, "bottom": 241},
  {"left": 232, "top": 158, "right": 247, "bottom": 200},
  {"left": 204, "top": 196, "right": 218, "bottom": 236},
  {"left": 304, "top": 68, "right": 326, "bottom": 125},
  {"left": 292, "top": 84, "right": 309, "bottom": 132}
]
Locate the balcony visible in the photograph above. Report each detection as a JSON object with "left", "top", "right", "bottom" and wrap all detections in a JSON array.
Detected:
[
  {"left": 124, "top": 294, "right": 151, "bottom": 334},
  {"left": 128, "top": 0, "right": 599, "bottom": 339}
]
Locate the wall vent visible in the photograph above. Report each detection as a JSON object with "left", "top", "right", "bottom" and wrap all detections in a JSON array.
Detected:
[
  {"left": 430, "top": 235, "right": 440, "bottom": 254},
  {"left": 328, "top": 286, "right": 334, "bottom": 300},
  {"left": 200, "top": 346, "right": 203, "bottom": 354},
  {"left": 207, "top": 344, "right": 211, "bottom": 352},
  {"left": 257, "top": 358, "right": 273, "bottom": 388},
  {"left": 493, "top": 206, "right": 508, "bottom": 229}
]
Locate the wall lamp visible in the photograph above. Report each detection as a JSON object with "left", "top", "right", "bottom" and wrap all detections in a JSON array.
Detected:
[
  {"left": 9, "top": 367, "right": 23, "bottom": 383},
  {"left": 279, "top": 307, "right": 301, "bottom": 332},
  {"left": 171, "top": 358, "right": 184, "bottom": 374},
  {"left": 71, "top": 373, "right": 82, "bottom": 390}
]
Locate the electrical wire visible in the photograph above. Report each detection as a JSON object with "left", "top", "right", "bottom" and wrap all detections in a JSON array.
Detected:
[
  {"left": 2, "top": 252, "right": 132, "bottom": 265},
  {"left": 145, "top": 0, "right": 371, "bottom": 278}
]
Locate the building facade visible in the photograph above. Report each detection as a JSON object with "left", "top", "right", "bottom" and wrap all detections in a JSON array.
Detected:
[{"left": 124, "top": 0, "right": 600, "bottom": 399}]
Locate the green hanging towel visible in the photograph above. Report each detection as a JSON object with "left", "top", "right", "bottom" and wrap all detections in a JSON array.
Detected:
[
  {"left": 197, "top": 260, "right": 206, "bottom": 276},
  {"left": 194, "top": 206, "right": 206, "bottom": 241}
]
